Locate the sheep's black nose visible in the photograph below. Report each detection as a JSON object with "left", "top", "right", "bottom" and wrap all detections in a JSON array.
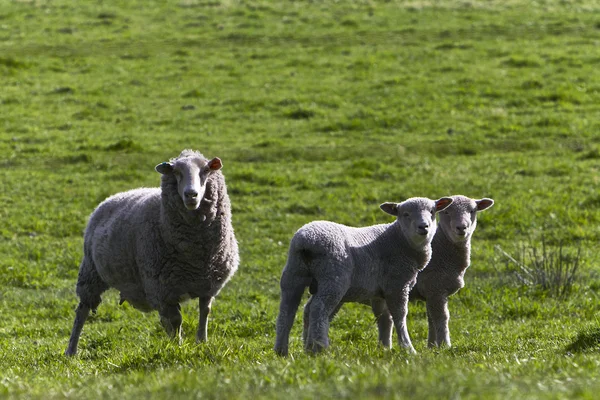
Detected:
[
  {"left": 185, "top": 189, "right": 198, "bottom": 198},
  {"left": 456, "top": 225, "right": 467, "bottom": 234},
  {"left": 417, "top": 223, "right": 429, "bottom": 235}
]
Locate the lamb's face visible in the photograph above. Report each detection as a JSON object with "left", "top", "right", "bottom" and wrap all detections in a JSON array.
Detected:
[
  {"left": 438, "top": 195, "right": 494, "bottom": 243},
  {"left": 380, "top": 197, "right": 453, "bottom": 248},
  {"left": 156, "top": 155, "right": 222, "bottom": 210}
]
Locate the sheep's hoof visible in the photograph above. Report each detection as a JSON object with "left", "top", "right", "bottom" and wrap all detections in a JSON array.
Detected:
[
  {"left": 64, "top": 348, "right": 77, "bottom": 357},
  {"left": 305, "top": 340, "right": 327, "bottom": 355},
  {"left": 195, "top": 335, "right": 207, "bottom": 344},
  {"left": 274, "top": 347, "right": 288, "bottom": 357}
]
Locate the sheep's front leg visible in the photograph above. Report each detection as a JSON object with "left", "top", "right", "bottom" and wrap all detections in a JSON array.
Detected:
[
  {"left": 427, "top": 308, "right": 438, "bottom": 346},
  {"left": 371, "top": 298, "right": 393, "bottom": 348},
  {"left": 426, "top": 296, "right": 451, "bottom": 347},
  {"left": 159, "top": 303, "right": 183, "bottom": 344},
  {"left": 385, "top": 287, "right": 416, "bottom": 354},
  {"left": 196, "top": 296, "right": 213, "bottom": 343}
]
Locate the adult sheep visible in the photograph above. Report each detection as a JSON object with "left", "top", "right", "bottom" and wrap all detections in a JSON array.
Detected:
[
  {"left": 65, "top": 149, "right": 239, "bottom": 356},
  {"left": 409, "top": 195, "right": 494, "bottom": 347},
  {"left": 274, "top": 197, "right": 453, "bottom": 356}
]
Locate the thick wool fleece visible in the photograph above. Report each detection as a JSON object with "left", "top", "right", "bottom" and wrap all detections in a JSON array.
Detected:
[
  {"left": 274, "top": 197, "right": 452, "bottom": 356},
  {"left": 66, "top": 150, "right": 238, "bottom": 355},
  {"left": 410, "top": 195, "right": 493, "bottom": 347}
]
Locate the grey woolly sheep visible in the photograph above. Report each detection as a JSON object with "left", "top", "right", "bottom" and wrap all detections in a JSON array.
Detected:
[
  {"left": 274, "top": 197, "right": 453, "bottom": 356},
  {"left": 409, "top": 195, "right": 494, "bottom": 347},
  {"left": 65, "top": 149, "right": 239, "bottom": 356}
]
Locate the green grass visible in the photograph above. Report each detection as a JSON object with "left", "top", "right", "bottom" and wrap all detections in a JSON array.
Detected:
[{"left": 1, "top": 0, "right": 600, "bottom": 398}]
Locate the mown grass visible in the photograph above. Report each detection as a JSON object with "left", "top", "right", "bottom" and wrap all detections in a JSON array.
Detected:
[{"left": 1, "top": 0, "right": 599, "bottom": 398}]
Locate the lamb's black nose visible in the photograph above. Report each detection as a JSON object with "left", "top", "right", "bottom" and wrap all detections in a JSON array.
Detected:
[
  {"left": 417, "top": 223, "right": 429, "bottom": 235},
  {"left": 456, "top": 225, "right": 467, "bottom": 235}
]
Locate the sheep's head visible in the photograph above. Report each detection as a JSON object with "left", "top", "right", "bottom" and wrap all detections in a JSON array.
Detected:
[
  {"left": 438, "top": 195, "right": 494, "bottom": 242},
  {"left": 155, "top": 150, "right": 222, "bottom": 211},
  {"left": 380, "top": 197, "right": 453, "bottom": 247}
]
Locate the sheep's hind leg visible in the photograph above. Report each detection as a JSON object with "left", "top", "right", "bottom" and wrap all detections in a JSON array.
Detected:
[
  {"left": 160, "top": 303, "right": 183, "bottom": 344},
  {"left": 65, "top": 303, "right": 91, "bottom": 356},
  {"left": 305, "top": 283, "right": 347, "bottom": 354},
  {"left": 371, "top": 298, "right": 393, "bottom": 348},
  {"left": 65, "top": 258, "right": 108, "bottom": 356},
  {"left": 196, "top": 296, "right": 213, "bottom": 343},
  {"left": 303, "top": 297, "right": 342, "bottom": 346},
  {"left": 274, "top": 277, "right": 309, "bottom": 356}
]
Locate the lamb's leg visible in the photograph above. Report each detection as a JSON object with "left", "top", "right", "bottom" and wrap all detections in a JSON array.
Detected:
[
  {"left": 303, "top": 297, "right": 342, "bottom": 346},
  {"left": 426, "top": 296, "right": 451, "bottom": 347},
  {"left": 305, "top": 283, "right": 347, "bottom": 354},
  {"left": 371, "top": 298, "right": 393, "bottom": 348},
  {"left": 274, "top": 277, "right": 310, "bottom": 356},
  {"left": 159, "top": 303, "right": 183, "bottom": 344},
  {"left": 302, "top": 296, "right": 313, "bottom": 345},
  {"left": 65, "top": 258, "right": 108, "bottom": 356},
  {"left": 385, "top": 287, "right": 416, "bottom": 354},
  {"left": 196, "top": 296, "right": 213, "bottom": 343},
  {"left": 426, "top": 307, "right": 438, "bottom": 347}
]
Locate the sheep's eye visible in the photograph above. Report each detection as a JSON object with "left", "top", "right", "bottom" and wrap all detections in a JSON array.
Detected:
[
  {"left": 444, "top": 211, "right": 450, "bottom": 215},
  {"left": 403, "top": 212, "right": 410, "bottom": 217}
]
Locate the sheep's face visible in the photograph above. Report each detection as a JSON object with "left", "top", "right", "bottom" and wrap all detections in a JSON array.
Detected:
[
  {"left": 438, "top": 195, "right": 494, "bottom": 243},
  {"left": 156, "top": 156, "right": 222, "bottom": 210},
  {"left": 380, "top": 197, "right": 453, "bottom": 247}
]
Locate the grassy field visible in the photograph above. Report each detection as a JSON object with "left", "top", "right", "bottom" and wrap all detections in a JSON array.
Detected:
[{"left": 1, "top": 0, "right": 600, "bottom": 398}]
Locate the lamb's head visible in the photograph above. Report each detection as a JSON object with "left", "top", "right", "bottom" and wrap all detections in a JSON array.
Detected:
[
  {"left": 155, "top": 150, "right": 222, "bottom": 210},
  {"left": 438, "top": 195, "right": 494, "bottom": 243},
  {"left": 380, "top": 197, "right": 453, "bottom": 247}
]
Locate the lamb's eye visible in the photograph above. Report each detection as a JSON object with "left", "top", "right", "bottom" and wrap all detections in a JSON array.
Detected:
[{"left": 403, "top": 212, "right": 410, "bottom": 217}]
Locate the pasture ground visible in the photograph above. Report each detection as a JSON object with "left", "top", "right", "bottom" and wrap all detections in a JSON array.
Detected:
[{"left": 1, "top": 0, "right": 599, "bottom": 398}]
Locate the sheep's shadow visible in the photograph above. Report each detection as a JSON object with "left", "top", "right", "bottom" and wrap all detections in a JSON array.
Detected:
[{"left": 565, "top": 328, "right": 600, "bottom": 353}]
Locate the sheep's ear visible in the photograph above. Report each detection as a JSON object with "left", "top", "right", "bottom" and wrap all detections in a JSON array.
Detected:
[
  {"left": 155, "top": 162, "right": 174, "bottom": 175},
  {"left": 435, "top": 197, "right": 453, "bottom": 212},
  {"left": 380, "top": 202, "right": 398, "bottom": 216},
  {"left": 207, "top": 157, "right": 222, "bottom": 171},
  {"left": 476, "top": 198, "right": 494, "bottom": 211}
]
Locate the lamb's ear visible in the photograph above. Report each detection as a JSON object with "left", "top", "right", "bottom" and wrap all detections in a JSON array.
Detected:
[
  {"left": 207, "top": 157, "right": 222, "bottom": 171},
  {"left": 476, "top": 198, "right": 494, "bottom": 211},
  {"left": 435, "top": 197, "right": 453, "bottom": 212},
  {"left": 380, "top": 202, "right": 399, "bottom": 216},
  {"left": 155, "top": 162, "right": 174, "bottom": 174}
]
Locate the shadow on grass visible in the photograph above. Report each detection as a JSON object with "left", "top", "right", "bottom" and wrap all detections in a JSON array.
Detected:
[{"left": 565, "top": 328, "right": 600, "bottom": 353}]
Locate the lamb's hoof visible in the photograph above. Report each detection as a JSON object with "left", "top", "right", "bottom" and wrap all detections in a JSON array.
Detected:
[
  {"left": 305, "top": 340, "right": 327, "bottom": 355},
  {"left": 195, "top": 335, "right": 207, "bottom": 344},
  {"left": 274, "top": 347, "right": 288, "bottom": 357}
]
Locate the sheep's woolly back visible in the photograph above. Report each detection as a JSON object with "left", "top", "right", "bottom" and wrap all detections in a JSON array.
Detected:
[{"left": 79, "top": 149, "right": 238, "bottom": 309}]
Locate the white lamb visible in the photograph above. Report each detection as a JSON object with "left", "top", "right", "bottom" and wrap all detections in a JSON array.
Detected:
[
  {"left": 409, "top": 195, "right": 494, "bottom": 347},
  {"left": 274, "top": 197, "right": 453, "bottom": 356},
  {"left": 65, "top": 149, "right": 239, "bottom": 356}
]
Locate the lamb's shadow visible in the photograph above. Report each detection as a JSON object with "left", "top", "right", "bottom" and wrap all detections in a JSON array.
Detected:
[{"left": 565, "top": 328, "right": 600, "bottom": 353}]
